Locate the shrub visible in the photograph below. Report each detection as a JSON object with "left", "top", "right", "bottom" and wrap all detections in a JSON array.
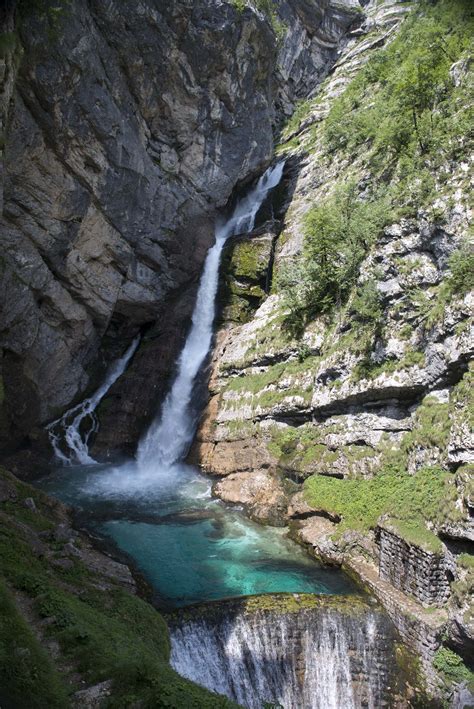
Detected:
[
  {"left": 433, "top": 647, "right": 474, "bottom": 688},
  {"left": 277, "top": 183, "right": 391, "bottom": 334}
]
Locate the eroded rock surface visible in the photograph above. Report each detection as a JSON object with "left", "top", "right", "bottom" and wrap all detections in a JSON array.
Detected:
[{"left": 0, "top": 0, "right": 360, "bottom": 459}]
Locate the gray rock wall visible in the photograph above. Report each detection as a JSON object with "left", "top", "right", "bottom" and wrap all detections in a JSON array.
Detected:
[
  {"left": 378, "top": 524, "right": 455, "bottom": 607},
  {"left": 0, "top": 0, "right": 360, "bottom": 459}
]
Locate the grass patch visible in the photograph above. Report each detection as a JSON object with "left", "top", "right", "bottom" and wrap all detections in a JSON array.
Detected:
[
  {"left": 304, "top": 466, "right": 459, "bottom": 550},
  {"left": 0, "top": 580, "right": 69, "bottom": 708},
  {"left": 0, "top": 468, "right": 239, "bottom": 708}
]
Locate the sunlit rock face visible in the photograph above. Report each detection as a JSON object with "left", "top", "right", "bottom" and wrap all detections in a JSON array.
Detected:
[
  {"left": 0, "top": 0, "right": 360, "bottom": 458},
  {"left": 169, "top": 595, "right": 413, "bottom": 709}
]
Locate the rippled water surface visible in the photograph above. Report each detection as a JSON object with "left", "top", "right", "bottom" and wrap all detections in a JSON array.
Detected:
[{"left": 39, "top": 461, "right": 355, "bottom": 607}]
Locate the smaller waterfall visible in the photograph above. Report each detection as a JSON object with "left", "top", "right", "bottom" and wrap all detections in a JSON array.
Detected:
[
  {"left": 137, "top": 161, "right": 285, "bottom": 472},
  {"left": 47, "top": 337, "right": 140, "bottom": 465},
  {"left": 169, "top": 597, "right": 405, "bottom": 709}
]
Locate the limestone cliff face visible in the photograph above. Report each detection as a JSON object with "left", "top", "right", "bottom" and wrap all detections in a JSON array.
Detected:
[
  {"left": 190, "top": 0, "right": 473, "bottom": 696},
  {"left": 0, "top": 0, "right": 360, "bottom": 461}
]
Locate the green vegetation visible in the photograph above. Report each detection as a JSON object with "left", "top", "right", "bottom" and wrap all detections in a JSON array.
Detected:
[
  {"left": 277, "top": 183, "right": 391, "bottom": 334},
  {"left": 230, "top": 0, "right": 286, "bottom": 39},
  {"left": 275, "top": 0, "right": 473, "bottom": 339},
  {"left": 433, "top": 647, "right": 474, "bottom": 691},
  {"left": 352, "top": 348, "right": 425, "bottom": 381},
  {"left": 304, "top": 466, "right": 460, "bottom": 550},
  {"left": 325, "top": 0, "right": 474, "bottom": 214},
  {"left": 351, "top": 280, "right": 383, "bottom": 326},
  {"left": 0, "top": 468, "right": 238, "bottom": 708},
  {"left": 412, "top": 241, "right": 474, "bottom": 330},
  {"left": 402, "top": 396, "right": 450, "bottom": 455},
  {"left": 0, "top": 580, "right": 69, "bottom": 708},
  {"left": 219, "top": 237, "right": 272, "bottom": 323}
]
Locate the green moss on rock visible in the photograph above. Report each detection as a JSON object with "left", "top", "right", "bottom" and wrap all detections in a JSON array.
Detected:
[{"left": 0, "top": 467, "right": 239, "bottom": 708}]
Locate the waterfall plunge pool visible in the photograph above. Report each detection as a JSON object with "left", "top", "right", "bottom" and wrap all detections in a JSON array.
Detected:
[
  {"left": 38, "top": 460, "right": 356, "bottom": 609},
  {"left": 38, "top": 160, "right": 357, "bottom": 608}
]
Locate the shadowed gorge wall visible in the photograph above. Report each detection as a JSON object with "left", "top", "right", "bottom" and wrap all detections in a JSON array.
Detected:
[{"left": 0, "top": 0, "right": 360, "bottom": 465}]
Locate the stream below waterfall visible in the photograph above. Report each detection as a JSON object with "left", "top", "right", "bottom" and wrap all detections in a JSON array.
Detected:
[
  {"left": 39, "top": 161, "right": 358, "bottom": 607},
  {"left": 35, "top": 162, "right": 406, "bottom": 708}
]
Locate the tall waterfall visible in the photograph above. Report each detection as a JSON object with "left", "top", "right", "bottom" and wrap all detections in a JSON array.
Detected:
[
  {"left": 137, "top": 161, "right": 285, "bottom": 471},
  {"left": 169, "top": 597, "right": 403, "bottom": 709},
  {"left": 47, "top": 336, "right": 140, "bottom": 464}
]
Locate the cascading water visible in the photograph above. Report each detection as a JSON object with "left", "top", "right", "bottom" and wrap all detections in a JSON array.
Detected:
[
  {"left": 38, "top": 161, "right": 407, "bottom": 708},
  {"left": 169, "top": 597, "right": 406, "bottom": 709},
  {"left": 47, "top": 336, "right": 139, "bottom": 464},
  {"left": 137, "top": 161, "right": 285, "bottom": 472}
]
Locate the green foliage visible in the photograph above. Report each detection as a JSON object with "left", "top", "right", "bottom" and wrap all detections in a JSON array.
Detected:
[
  {"left": 351, "top": 280, "right": 383, "bottom": 325},
  {"left": 304, "top": 466, "right": 457, "bottom": 550},
  {"left": 433, "top": 647, "right": 474, "bottom": 689},
  {"left": 448, "top": 241, "right": 474, "bottom": 294},
  {"left": 277, "top": 183, "right": 391, "bottom": 334},
  {"left": 0, "top": 468, "right": 238, "bottom": 709},
  {"left": 324, "top": 0, "right": 474, "bottom": 215},
  {"left": 402, "top": 396, "right": 450, "bottom": 454},
  {"left": 0, "top": 581, "right": 69, "bottom": 708},
  {"left": 230, "top": 0, "right": 286, "bottom": 39},
  {"left": 230, "top": 0, "right": 246, "bottom": 11},
  {"left": 352, "top": 348, "right": 425, "bottom": 381},
  {"left": 411, "top": 240, "right": 474, "bottom": 330}
]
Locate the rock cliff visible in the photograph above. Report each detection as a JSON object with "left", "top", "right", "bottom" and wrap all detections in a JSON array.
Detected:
[
  {"left": 189, "top": 0, "right": 474, "bottom": 701},
  {"left": 0, "top": 0, "right": 360, "bottom": 464}
]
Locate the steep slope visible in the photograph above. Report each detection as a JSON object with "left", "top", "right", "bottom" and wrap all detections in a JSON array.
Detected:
[
  {"left": 0, "top": 0, "right": 361, "bottom": 467},
  {"left": 0, "top": 466, "right": 240, "bottom": 707},
  {"left": 190, "top": 0, "right": 474, "bottom": 701}
]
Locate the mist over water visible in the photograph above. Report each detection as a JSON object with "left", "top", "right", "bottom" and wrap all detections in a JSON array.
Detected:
[
  {"left": 137, "top": 161, "right": 285, "bottom": 474},
  {"left": 39, "top": 161, "right": 355, "bottom": 608}
]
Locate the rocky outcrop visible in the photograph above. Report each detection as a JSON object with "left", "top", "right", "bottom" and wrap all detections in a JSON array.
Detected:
[
  {"left": 190, "top": 0, "right": 473, "bottom": 699},
  {"left": 0, "top": 0, "right": 362, "bottom": 461}
]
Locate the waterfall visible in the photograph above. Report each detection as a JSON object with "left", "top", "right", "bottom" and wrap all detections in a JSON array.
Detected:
[
  {"left": 169, "top": 598, "right": 402, "bottom": 709},
  {"left": 136, "top": 161, "right": 285, "bottom": 471},
  {"left": 47, "top": 336, "right": 140, "bottom": 464}
]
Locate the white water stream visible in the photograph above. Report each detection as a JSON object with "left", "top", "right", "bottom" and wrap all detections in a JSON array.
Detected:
[
  {"left": 47, "top": 336, "right": 139, "bottom": 465},
  {"left": 170, "top": 606, "right": 392, "bottom": 709},
  {"left": 136, "top": 161, "right": 285, "bottom": 472}
]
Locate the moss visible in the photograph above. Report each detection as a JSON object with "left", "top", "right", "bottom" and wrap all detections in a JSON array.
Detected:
[
  {"left": 0, "top": 468, "right": 239, "bottom": 708},
  {"left": 304, "top": 466, "right": 457, "bottom": 547},
  {"left": 169, "top": 593, "right": 370, "bottom": 621},
  {"left": 0, "top": 580, "right": 70, "bottom": 708},
  {"left": 228, "top": 239, "right": 271, "bottom": 282},
  {"left": 386, "top": 518, "right": 442, "bottom": 554}
]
